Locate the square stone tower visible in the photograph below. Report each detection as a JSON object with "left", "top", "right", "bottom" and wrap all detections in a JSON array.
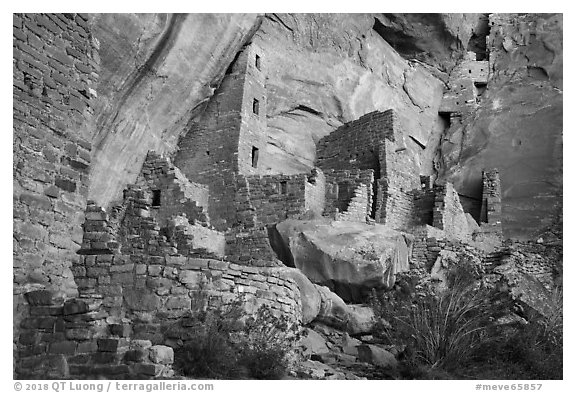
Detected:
[{"left": 175, "top": 42, "right": 267, "bottom": 229}]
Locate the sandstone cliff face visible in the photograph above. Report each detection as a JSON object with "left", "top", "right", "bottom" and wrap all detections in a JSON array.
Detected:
[
  {"left": 372, "top": 13, "right": 482, "bottom": 70},
  {"left": 252, "top": 13, "right": 448, "bottom": 177},
  {"left": 89, "top": 13, "right": 479, "bottom": 207},
  {"left": 71, "top": 12, "right": 562, "bottom": 236},
  {"left": 88, "top": 13, "right": 261, "bottom": 206},
  {"left": 438, "top": 14, "right": 563, "bottom": 239}
]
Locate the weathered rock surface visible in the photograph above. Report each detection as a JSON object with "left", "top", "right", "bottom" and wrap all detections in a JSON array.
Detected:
[
  {"left": 253, "top": 14, "right": 446, "bottom": 177},
  {"left": 372, "top": 13, "right": 481, "bottom": 70},
  {"left": 88, "top": 13, "right": 262, "bottom": 206},
  {"left": 357, "top": 344, "right": 398, "bottom": 368},
  {"left": 275, "top": 219, "right": 411, "bottom": 302},
  {"left": 279, "top": 267, "right": 321, "bottom": 324},
  {"left": 300, "top": 328, "right": 330, "bottom": 357},
  {"left": 438, "top": 14, "right": 563, "bottom": 240}
]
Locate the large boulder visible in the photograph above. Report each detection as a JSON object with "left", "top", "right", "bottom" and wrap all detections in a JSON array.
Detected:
[
  {"left": 274, "top": 219, "right": 412, "bottom": 302},
  {"left": 279, "top": 267, "right": 322, "bottom": 324}
]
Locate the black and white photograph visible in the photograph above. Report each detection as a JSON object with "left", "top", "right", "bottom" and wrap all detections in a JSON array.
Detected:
[{"left": 9, "top": 4, "right": 566, "bottom": 387}]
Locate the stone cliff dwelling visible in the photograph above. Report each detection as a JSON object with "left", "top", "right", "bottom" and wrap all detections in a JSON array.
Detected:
[{"left": 13, "top": 13, "right": 562, "bottom": 380}]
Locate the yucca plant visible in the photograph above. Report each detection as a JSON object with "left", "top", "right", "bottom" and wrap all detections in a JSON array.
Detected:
[{"left": 396, "top": 282, "right": 496, "bottom": 370}]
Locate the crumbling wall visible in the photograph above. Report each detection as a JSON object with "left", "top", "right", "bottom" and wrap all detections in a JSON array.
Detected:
[
  {"left": 16, "top": 253, "right": 300, "bottom": 380},
  {"left": 410, "top": 226, "right": 486, "bottom": 273},
  {"left": 13, "top": 12, "right": 99, "bottom": 373},
  {"left": 304, "top": 169, "right": 326, "bottom": 217},
  {"left": 323, "top": 169, "right": 374, "bottom": 222},
  {"left": 432, "top": 182, "right": 473, "bottom": 242},
  {"left": 438, "top": 51, "right": 489, "bottom": 116},
  {"left": 138, "top": 152, "right": 209, "bottom": 227},
  {"left": 412, "top": 178, "right": 436, "bottom": 226},
  {"left": 165, "top": 215, "right": 225, "bottom": 258},
  {"left": 376, "top": 139, "right": 420, "bottom": 229},
  {"left": 471, "top": 169, "right": 503, "bottom": 251},
  {"left": 16, "top": 290, "right": 177, "bottom": 379}
]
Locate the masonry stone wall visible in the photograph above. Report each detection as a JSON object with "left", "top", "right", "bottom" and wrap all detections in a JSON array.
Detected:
[
  {"left": 174, "top": 43, "right": 266, "bottom": 231},
  {"left": 16, "top": 252, "right": 300, "bottom": 380},
  {"left": 13, "top": 13, "right": 100, "bottom": 374},
  {"left": 410, "top": 226, "right": 486, "bottom": 273},
  {"left": 304, "top": 168, "right": 326, "bottom": 217},
  {"left": 411, "top": 187, "right": 436, "bottom": 227},
  {"left": 376, "top": 139, "right": 421, "bottom": 229},
  {"left": 453, "top": 53, "right": 490, "bottom": 83},
  {"left": 438, "top": 78, "right": 477, "bottom": 113},
  {"left": 138, "top": 152, "right": 209, "bottom": 228},
  {"left": 323, "top": 169, "right": 374, "bottom": 221},
  {"left": 432, "top": 182, "right": 473, "bottom": 242},
  {"left": 438, "top": 51, "right": 489, "bottom": 116},
  {"left": 316, "top": 110, "right": 398, "bottom": 175},
  {"left": 17, "top": 290, "right": 176, "bottom": 379}
]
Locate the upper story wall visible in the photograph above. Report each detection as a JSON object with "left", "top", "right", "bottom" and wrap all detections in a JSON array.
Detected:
[{"left": 316, "top": 110, "right": 399, "bottom": 175}]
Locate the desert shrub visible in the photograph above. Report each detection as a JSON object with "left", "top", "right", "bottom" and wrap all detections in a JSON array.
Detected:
[
  {"left": 174, "top": 294, "right": 302, "bottom": 380},
  {"left": 473, "top": 287, "right": 563, "bottom": 379},
  {"left": 370, "top": 263, "right": 509, "bottom": 374},
  {"left": 174, "top": 297, "right": 248, "bottom": 379},
  {"left": 236, "top": 304, "right": 303, "bottom": 379}
]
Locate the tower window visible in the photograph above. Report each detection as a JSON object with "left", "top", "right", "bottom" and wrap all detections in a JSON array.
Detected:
[
  {"left": 252, "top": 98, "right": 260, "bottom": 115},
  {"left": 280, "top": 181, "right": 287, "bottom": 194},
  {"left": 251, "top": 146, "right": 259, "bottom": 168},
  {"left": 152, "top": 190, "right": 161, "bottom": 207},
  {"left": 255, "top": 54, "right": 261, "bottom": 70}
]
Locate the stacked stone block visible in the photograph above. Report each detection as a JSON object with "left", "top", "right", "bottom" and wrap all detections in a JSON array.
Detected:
[
  {"left": 316, "top": 110, "right": 399, "bottom": 173},
  {"left": 138, "top": 151, "right": 210, "bottom": 227},
  {"left": 17, "top": 289, "right": 175, "bottom": 379},
  {"left": 438, "top": 51, "right": 490, "bottom": 118},
  {"left": 79, "top": 201, "right": 119, "bottom": 254},
  {"left": 376, "top": 139, "right": 420, "bottom": 229},
  {"left": 72, "top": 255, "right": 301, "bottom": 343},
  {"left": 13, "top": 12, "right": 100, "bottom": 374},
  {"left": 323, "top": 169, "right": 374, "bottom": 222},
  {"left": 164, "top": 215, "right": 225, "bottom": 258},
  {"left": 175, "top": 43, "right": 266, "bottom": 231}
]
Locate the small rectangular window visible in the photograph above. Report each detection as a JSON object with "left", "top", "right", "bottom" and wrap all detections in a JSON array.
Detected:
[
  {"left": 152, "top": 190, "right": 161, "bottom": 207},
  {"left": 251, "top": 146, "right": 259, "bottom": 168},
  {"left": 280, "top": 181, "right": 287, "bottom": 194},
  {"left": 255, "top": 54, "right": 261, "bottom": 70},
  {"left": 252, "top": 98, "right": 260, "bottom": 115}
]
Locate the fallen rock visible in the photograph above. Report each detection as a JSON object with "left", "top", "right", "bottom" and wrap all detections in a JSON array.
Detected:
[
  {"left": 149, "top": 345, "right": 174, "bottom": 365},
  {"left": 341, "top": 333, "right": 361, "bottom": 356},
  {"left": 300, "top": 328, "right": 330, "bottom": 357},
  {"left": 346, "top": 305, "right": 377, "bottom": 335},
  {"left": 315, "top": 284, "right": 350, "bottom": 328},
  {"left": 357, "top": 344, "right": 398, "bottom": 368},
  {"left": 275, "top": 219, "right": 411, "bottom": 302},
  {"left": 297, "top": 360, "right": 346, "bottom": 380}
]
